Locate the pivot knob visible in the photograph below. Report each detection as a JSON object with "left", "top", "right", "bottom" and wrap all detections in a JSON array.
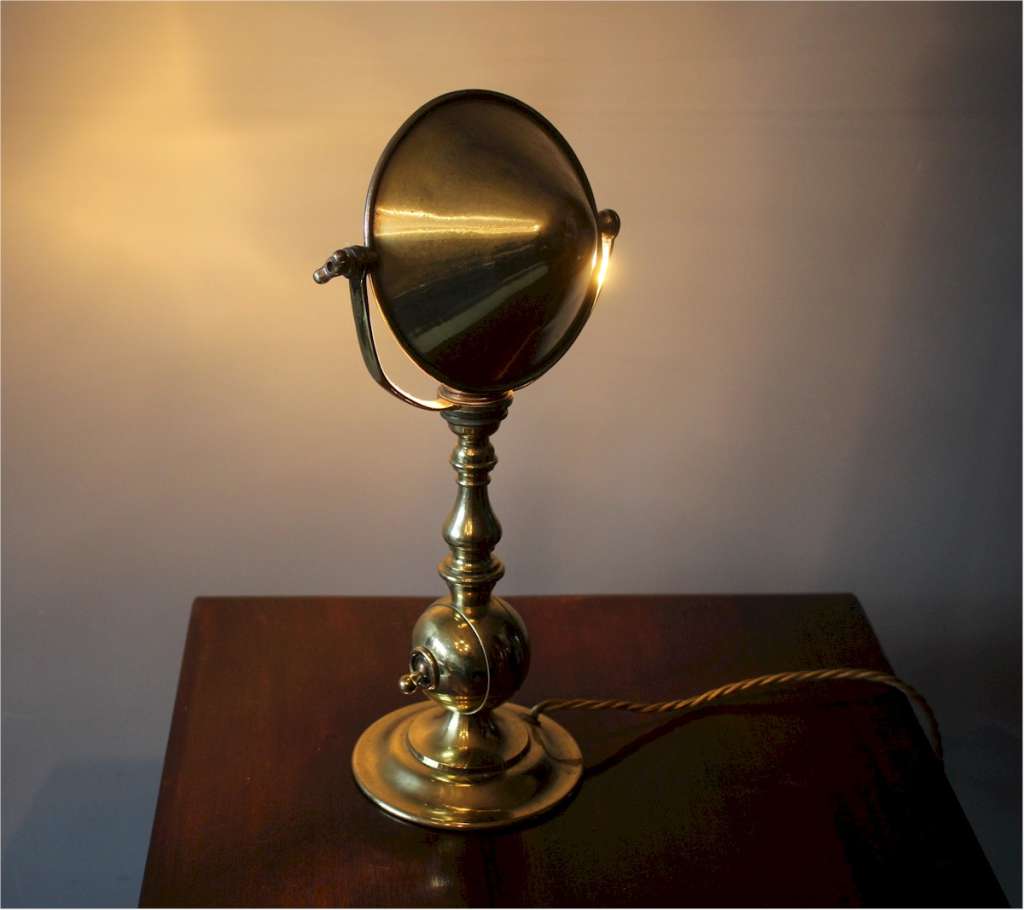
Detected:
[{"left": 398, "top": 647, "right": 439, "bottom": 694}]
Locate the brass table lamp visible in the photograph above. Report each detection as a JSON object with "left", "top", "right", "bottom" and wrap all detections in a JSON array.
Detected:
[{"left": 314, "top": 89, "right": 619, "bottom": 830}]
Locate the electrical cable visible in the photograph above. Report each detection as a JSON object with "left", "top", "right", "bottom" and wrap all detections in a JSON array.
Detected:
[{"left": 529, "top": 667, "right": 942, "bottom": 761}]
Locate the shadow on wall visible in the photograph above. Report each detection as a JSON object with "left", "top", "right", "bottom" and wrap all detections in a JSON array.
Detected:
[
  {"left": 821, "top": 0, "right": 1021, "bottom": 647},
  {"left": 1, "top": 759, "right": 161, "bottom": 908},
  {"left": 944, "top": 723, "right": 1024, "bottom": 908},
  {"left": 817, "top": 21, "right": 1023, "bottom": 903}
]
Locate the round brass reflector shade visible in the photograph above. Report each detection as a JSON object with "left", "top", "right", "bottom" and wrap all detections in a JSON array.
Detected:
[{"left": 365, "top": 90, "right": 601, "bottom": 394}]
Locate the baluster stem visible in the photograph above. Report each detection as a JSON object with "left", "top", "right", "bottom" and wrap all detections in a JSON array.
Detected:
[{"left": 437, "top": 388, "right": 512, "bottom": 617}]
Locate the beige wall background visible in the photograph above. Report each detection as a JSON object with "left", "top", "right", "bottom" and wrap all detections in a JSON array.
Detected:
[{"left": 3, "top": 2, "right": 1020, "bottom": 904}]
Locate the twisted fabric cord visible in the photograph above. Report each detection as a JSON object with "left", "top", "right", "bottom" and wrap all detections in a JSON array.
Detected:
[{"left": 529, "top": 667, "right": 942, "bottom": 761}]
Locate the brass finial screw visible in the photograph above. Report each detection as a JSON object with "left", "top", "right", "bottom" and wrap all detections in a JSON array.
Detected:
[{"left": 312, "top": 246, "right": 379, "bottom": 284}]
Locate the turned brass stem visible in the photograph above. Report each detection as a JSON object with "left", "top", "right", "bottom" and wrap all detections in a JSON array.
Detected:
[{"left": 437, "top": 389, "right": 513, "bottom": 618}]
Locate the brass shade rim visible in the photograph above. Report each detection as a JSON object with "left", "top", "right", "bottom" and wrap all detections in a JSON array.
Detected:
[{"left": 363, "top": 89, "right": 603, "bottom": 395}]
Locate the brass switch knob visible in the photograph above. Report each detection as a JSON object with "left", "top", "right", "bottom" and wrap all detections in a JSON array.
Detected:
[{"left": 398, "top": 647, "right": 439, "bottom": 695}]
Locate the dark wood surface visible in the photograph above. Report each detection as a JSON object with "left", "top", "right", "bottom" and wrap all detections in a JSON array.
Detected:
[{"left": 140, "top": 595, "right": 1005, "bottom": 907}]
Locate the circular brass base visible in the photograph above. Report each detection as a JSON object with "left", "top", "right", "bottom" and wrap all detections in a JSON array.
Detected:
[{"left": 352, "top": 702, "right": 583, "bottom": 830}]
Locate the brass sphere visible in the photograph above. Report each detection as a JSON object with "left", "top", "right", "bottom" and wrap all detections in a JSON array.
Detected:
[{"left": 409, "top": 597, "right": 529, "bottom": 714}]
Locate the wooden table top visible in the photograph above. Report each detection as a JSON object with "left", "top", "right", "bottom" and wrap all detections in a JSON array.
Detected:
[{"left": 140, "top": 595, "right": 1005, "bottom": 907}]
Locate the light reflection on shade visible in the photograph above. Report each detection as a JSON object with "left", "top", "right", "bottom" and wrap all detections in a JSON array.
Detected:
[
  {"left": 592, "top": 232, "right": 613, "bottom": 296},
  {"left": 596, "top": 232, "right": 612, "bottom": 291},
  {"left": 376, "top": 207, "right": 542, "bottom": 237}
]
